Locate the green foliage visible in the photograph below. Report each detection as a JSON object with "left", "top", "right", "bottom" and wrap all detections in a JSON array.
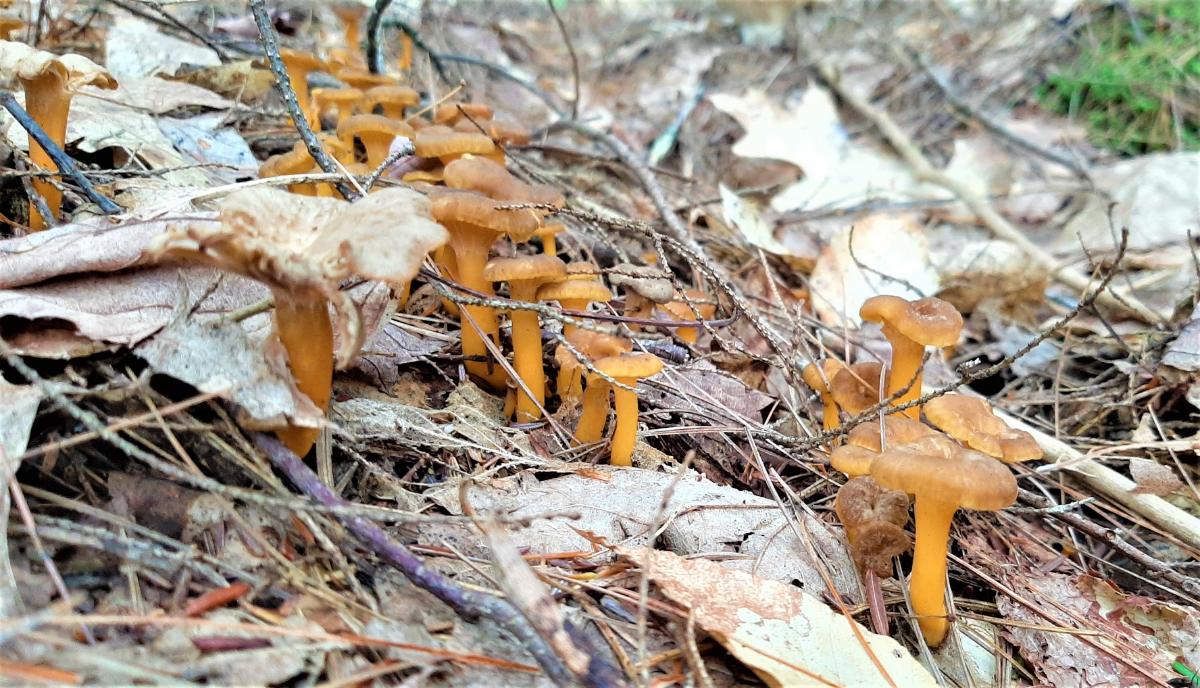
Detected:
[{"left": 1038, "top": 1, "right": 1200, "bottom": 155}]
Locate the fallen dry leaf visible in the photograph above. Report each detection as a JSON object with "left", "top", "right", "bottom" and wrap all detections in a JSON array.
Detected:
[
  {"left": 617, "top": 546, "right": 937, "bottom": 687},
  {"left": 1129, "top": 458, "right": 1184, "bottom": 496},
  {"left": 807, "top": 213, "right": 939, "bottom": 327},
  {"left": 646, "top": 359, "right": 774, "bottom": 422},
  {"left": 104, "top": 15, "right": 220, "bottom": 79}
]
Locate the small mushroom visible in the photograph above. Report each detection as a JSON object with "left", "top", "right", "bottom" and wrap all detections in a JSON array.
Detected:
[
  {"left": 336, "top": 68, "right": 394, "bottom": 91},
  {"left": 834, "top": 476, "right": 911, "bottom": 578},
  {"left": 537, "top": 277, "right": 611, "bottom": 337},
  {"left": 555, "top": 328, "right": 631, "bottom": 402},
  {"left": 147, "top": 187, "right": 447, "bottom": 456},
  {"left": 433, "top": 102, "right": 494, "bottom": 124},
  {"left": 430, "top": 191, "right": 541, "bottom": 391},
  {"left": 846, "top": 414, "right": 938, "bottom": 453},
  {"left": 532, "top": 222, "right": 565, "bottom": 256},
  {"left": 337, "top": 114, "right": 414, "bottom": 168},
  {"left": 869, "top": 433, "right": 1016, "bottom": 647},
  {"left": 658, "top": 289, "right": 716, "bottom": 345},
  {"left": 362, "top": 84, "right": 419, "bottom": 119},
  {"left": 332, "top": 4, "right": 368, "bottom": 53},
  {"left": 414, "top": 125, "right": 498, "bottom": 164},
  {"left": 577, "top": 352, "right": 663, "bottom": 466},
  {"left": 802, "top": 359, "right": 846, "bottom": 431},
  {"left": 829, "top": 362, "right": 884, "bottom": 416},
  {"left": 312, "top": 87, "right": 364, "bottom": 127},
  {"left": 0, "top": 41, "right": 117, "bottom": 230},
  {"left": 279, "top": 48, "right": 324, "bottom": 127},
  {"left": 482, "top": 255, "right": 566, "bottom": 421},
  {"left": 259, "top": 144, "right": 317, "bottom": 195},
  {"left": 923, "top": 394, "right": 1042, "bottom": 463},
  {"left": 608, "top": 264, "right": 674, "bottom": 330},
  {"left": 860, "top": 296, "right": 963, "bottom": 419}
]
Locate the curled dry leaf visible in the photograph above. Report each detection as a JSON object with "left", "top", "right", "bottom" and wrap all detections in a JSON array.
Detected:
[
  {"left": 807, "top": 213, "right": 939, "bottom": 327},
  {"left": 616, "top": 546, "right": 937, "bottom": 688}
]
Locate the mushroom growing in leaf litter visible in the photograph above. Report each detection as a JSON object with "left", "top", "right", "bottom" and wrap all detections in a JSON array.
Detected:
[
  {"left": 0, "top": 40, "right": 117, "bottom": 230},
  {"left": 834, "top": 476, "right": 911, "bottom": 578},
  {"left": 829, "top": 361, "right": 884, "bottom": 417},
  {"left": 860, "top": 295, "right": 963, "bottom": 419},
  {"left": 337, "top": 114, "right": 414, "bottom": 168},
  {"left": 801, "top": 359, "right": 846, "bottom": 431},
  {"left": 869, "top": 433, "right": 1017, "bottom": 647},
  {"left": 576, "top": 352, "right": 663, "bottom": 466},
  {"left": 148, "top": 187, "right": 447, "bottom": 457}
]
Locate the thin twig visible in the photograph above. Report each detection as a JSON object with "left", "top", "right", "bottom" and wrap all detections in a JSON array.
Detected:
[
  {"left": 545, "top": 0, "right": 580, "bottom": 120},
  {"left": 250, "top": 433, "right": 580, "bottom": 687},
  {"left": 0, "top": 92, "right": 121, "bottom": 215},
  {"left": 248, "top": 0, "right": 359, "bottom": 201},
  {"left": 362, "top": 139, "right": 414, "bottom": 191},
  {"left": 364, "top": 0, "right": 395, "bottom": 75}
]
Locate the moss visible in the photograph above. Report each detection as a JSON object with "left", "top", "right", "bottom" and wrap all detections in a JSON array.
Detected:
[{"left": 1038, "top": 1, "right": 1200, "bottom": 155}]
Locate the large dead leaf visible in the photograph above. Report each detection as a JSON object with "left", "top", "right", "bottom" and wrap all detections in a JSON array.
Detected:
[
  {"left": 617, "top": 547, "right": 937, "bottom": 687},
  {"left": 645, "top": 359, "right": 774, "bottom": 422},
  {"left": 104, "top": 15, "right": 220, "bottom": 79},
  {"left": 807, "top": 213, "right": 939, "bottom": 327},
  {"left": 432, "top": 467, "right": 860, "bottom": 597},
  {"left": 710, "top": 87, "right": 919, "bottom": 213}
]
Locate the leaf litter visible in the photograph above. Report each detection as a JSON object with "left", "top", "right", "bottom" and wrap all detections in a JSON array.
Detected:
[{"left": 1, "top": 2, "right": 1199, "bottom": 687}]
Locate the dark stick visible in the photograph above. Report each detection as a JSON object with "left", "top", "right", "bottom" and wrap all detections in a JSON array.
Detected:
[
  {"left": 364, "top": 0, "right": 394, "bottom": 75},
  {"left": 247, "top": 0, "right": 359, "bottom": 201},
  {"left": 0, "top": 92, "right": 121, "bottom": 216},
  {"left": 14, "top": 157, "right": 55, "bottom": 229},
  {"left": 383, "top": 18, "right": 451, "bottom": 84},
  {"left": 250, "top": 433, "right": 582, "bottom": 686}
]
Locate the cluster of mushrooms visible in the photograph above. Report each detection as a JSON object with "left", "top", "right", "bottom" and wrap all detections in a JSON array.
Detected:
[
  {"left": 155, "top": 8, "right": 720, "bottom": 469},
  {"left": 805, "top": 295, "right": 1043, "bottom": 647}
]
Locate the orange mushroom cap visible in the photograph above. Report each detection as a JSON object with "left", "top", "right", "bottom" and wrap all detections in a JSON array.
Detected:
[
  {"left": 433, "top": 102, "right": 494, "bottom": 124},
  {"left": 869, "top": 433, "right": 1016, "bottom": 647},
  {"left": 829, "top": 443, "right": 877, "bottom": 477},
  {"left": 362, "top": 84, "right": 419, "bottom": 119},
  {"left": 829, "top": 362, "right": 883, "bottom": 416},
  {"left": 443, "top": 156, "right": 563, "bottom": 207},
  {"left": 860, "top": 295, "right": 964, "bottom": 419},
  {"left": 588, "top": 352, "right": 664, "bottom": 466},
  {"left": 337, "top": 114, "right": 415, "bottom": 167},
  {"left": 414, "top": 125, "right": 495, "bottom": 161},
  {"left": 923, "top": 394, "right": 1042, "bottom": 463},
  {"left": 312, "top": 87, "right": 364, "bottom": 125},
  {"left": 846, "top": 414, "right": 938, "bottom": 453},
  {"left": 336, "top": 68, "right": 394, "bottom": 90}
]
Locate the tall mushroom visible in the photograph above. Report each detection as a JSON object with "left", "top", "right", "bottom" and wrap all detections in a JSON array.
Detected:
[
  {"left": 147, "top": 187, "right": 447, "bottom": 457},
  {"left": 860, "top": 296, "right": 963, "bottom": 419},
  {"left": 869, "top": 434, "right": 1017, "bottom": 647},
  {"left": 829, "top": 362, "right": 884, "bottom": 417},
  {"left": 537, "top": 278, "right": 612, "bottom": 337},
  {"left": 0, "top": 41, "right": 117, "bottom": 230},
  {"left": 802, "top": 359, "right": 846, "bottom": 431},
  {"left": 555, "top": 328, "right": 631, "bottom": 402},
  {"left": 430, "top": 191, "right": 540, "bottom": 391},
  {"left": 482, "top": 255, "right": 566, "bottom": 421},
  {"left": 577, "top": 352, "right": 663, "bottom": 466}
]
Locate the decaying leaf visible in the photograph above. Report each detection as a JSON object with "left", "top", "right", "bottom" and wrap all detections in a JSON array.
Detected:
[
  {"left": 644, "top": 359, "right": 774, "bottom": 422},
  {"left": 617, "top": 546, "right": 937, "bottom": 687},
  {"left": 807, "top": 213, "right": 939, "bottom": 327},
  {"left": 432, "top": 466, "right": 860, "bottom": 597},
  {"left": 1129, "top": 458, "right": 1183, "bottom": 496},
  {"left": 104, "top": 16, "right": 220, "bottom": 79}
]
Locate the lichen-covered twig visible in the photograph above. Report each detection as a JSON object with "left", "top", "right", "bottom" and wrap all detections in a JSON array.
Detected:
[{"left": 248, "top": 0, "right": 359, "bottom": 201}]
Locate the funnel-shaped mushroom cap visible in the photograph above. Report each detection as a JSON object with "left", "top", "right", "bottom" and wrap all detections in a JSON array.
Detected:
[
  {"left": 847, "top": 414, "right": 938, "bottom": 453},
  {"left": 483, "top": 254, "right": 566, "bottom": 285},
  {"left": 148, "top": 187, "right": 447, "bottom": 368},
  {"left": 434, "top": 102, "right": 493, "bottom": 124},
  {"left": 363, "top": 84, "right": 419, "bottom": 114},
  {"left": 337, "top": 113, "right": 414, "bottom": 141},
  {"left": 924, "top": 394, "right": 1042, "bottom": 463},
  {"left": 431, "top": 190, "right": 540, "bottom": 241},
  {"left": 609, "top": 264, "right": 674, "bottom": 303},
  {"left": 871, "top": 434, "right": 1017, "bottom": 511},
  {"left": 443, "top": 156, "right": 563, "bottom": 206},
  {"left": 336, "top": 68, "right": 393, "bottom": 90},
  {"left": 802, "top": 359, "right": 845, "bottom": 393},
  {"left": 566, "top": 329, "right": 632, "bottom": 359},
  {"left": 594, "top": 351, "right": 664, "bottom": 380},
  {"left": 537, "top": 278, "right": 612, "bottom": 304},
  {"left": 860, "top": 295, "right": 963, "bottom": 347},
  {"left": 830, "top": 444, "right": 877, "bottom": 477},
  {"left": 414, "top": 125, "right": 495, "bottom": 159},
  {"left": 829, "top": 362, "right": 883, "bottom": 415},
  {"left": 565, "top": 261, "right": 601, "bottom": 280},
  {"left": 280, "top": 48, "right": 323, "bottom": 72},
  {"left": 0, "top": 40, "right": 117, "bottom": 89}
]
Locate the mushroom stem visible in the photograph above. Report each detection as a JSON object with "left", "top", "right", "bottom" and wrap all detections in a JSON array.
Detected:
[
  {"left": 909, "top": 497, "right": 956, "bottom": 647},
  {"left": 273, "top": 294, "right": 334, "bottom": 457},
  {"left": 452, "top": 241, "right": 505, "bottom": 391},
  {"left": 609, "top": 377, "right": 641, "bottom": 467},
  {"left": 557, "top": 358, "right": 583, "bottom": 400},
  {"left": 575, "top": 376, "right": 610, "bottom": 445},
  {"left": 882, "top": 324, "right": 925, "bottom": 419},
  {"left": 508, "top": 283, "right": 546, "bottom": 421},
  {"left": 23, "top": 71, "right": 70, "bottom": 230},
  {"left": 821, "top": 397, "right": 841, "bottom": 431}
]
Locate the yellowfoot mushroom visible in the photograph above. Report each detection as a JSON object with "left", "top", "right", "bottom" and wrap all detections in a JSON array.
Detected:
[
  {"left": 147, "top": 187, "right": 447, "bottom": 457},
  {"left": 860, "top": 296, "right": 963, "bottom": 419},
  {"left": 0, "top": 41, "right": 117, "bottom": 230},
  {"left": 923, "top": 394, "right": 1042, "bottom": 463}
]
